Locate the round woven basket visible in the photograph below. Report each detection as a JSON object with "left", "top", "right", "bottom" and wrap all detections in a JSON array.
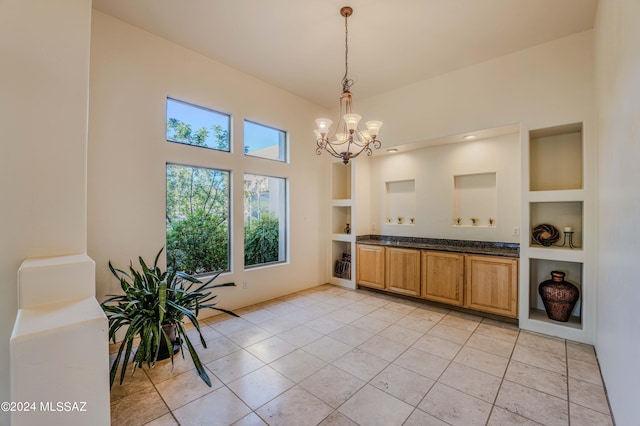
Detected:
[{"left": 532, "top": 224, "right": 560, "bottom": 246}]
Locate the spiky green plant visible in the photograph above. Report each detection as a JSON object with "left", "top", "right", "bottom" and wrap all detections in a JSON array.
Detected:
[{"left": 101, "top": 247, "right": 237, "bottom": 388}]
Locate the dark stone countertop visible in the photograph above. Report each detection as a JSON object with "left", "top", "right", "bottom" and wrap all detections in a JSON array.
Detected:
[{"left": 356, "top": 235, "right": 519, "bottom": 258}]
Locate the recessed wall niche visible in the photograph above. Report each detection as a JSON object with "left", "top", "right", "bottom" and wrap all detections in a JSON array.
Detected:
[
  {"left": 529, "top": 123, "right": 583, "bottom": 191},
  {"left": 529, "top": 201, "right": 583, "bottom": 249},
  {"left": 332, "top": 162, "right": 351, "bottom": 200},
  {"left": 385, "top": 180, "right": 415, "bottom": 224},
  {"left": 453, "top": 172, "right": 497, "bottom": 227},
  {"left": 529, "top": 258, "right": 583, "bottom": 328},
  {"left": 332, "top": 206, "right": 351, "bottom": 234}
]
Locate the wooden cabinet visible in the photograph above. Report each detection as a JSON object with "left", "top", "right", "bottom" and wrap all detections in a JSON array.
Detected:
[
  {"left": 386, "top": 247, "right": 421, "bottom": 297},
  {"left": 356, "top": 243, "right": 519, "bottom": 319},
  {"left": 356, "top": 245, "right": 385, "bottom": 289},
  {"left": 421, "top": 251, "right": 464, "bottom": 306},
  {"left": 465, "top": 255, "right": 518, "bottom": 318}
]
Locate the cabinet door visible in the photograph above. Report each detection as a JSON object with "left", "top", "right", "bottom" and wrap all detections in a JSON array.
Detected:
[
  {"left": 421, "top": 251, "right": 465, "bottom": 306},
  {"left": 465, "top": 255, "right": 518, "bottom": 318},
  {"left": 386, "top": 247, "right": 421, "bottom": 297},
  {"left": 356, "top": 245, "right": 385, "bottom": 289}
]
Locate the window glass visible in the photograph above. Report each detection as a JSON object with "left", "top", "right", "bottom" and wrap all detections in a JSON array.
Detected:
[
  {"left": 244, "top": 174, "right": 287, "bottom": 267},
  {"left": 166, "top": 98, "right": 230, "bottom": 151},
  {"left": 166, "top": 164, "right": 230, "bottom": 274},
  {"left": 244, "top": 120, "right": 287, "bottom": 162}
]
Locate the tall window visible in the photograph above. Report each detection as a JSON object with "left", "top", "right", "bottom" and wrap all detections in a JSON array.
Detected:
[
  {"left": 244, "top": 174, "right": 287, "bottom": 267},
  {"left": 166, "top": 98, "right": 230, "bottom": 151},
  {"left": 244, "top": 120, "right": 287, "bottom": 162},
  {"left": 166, "top": 164, "right": 230, "bottom": 274}
]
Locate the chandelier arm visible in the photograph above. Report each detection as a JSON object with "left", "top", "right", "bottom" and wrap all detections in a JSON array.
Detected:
[
  {"left": 322, "top": 140, "right": 344, "bottom": 159},
  {"left": 314, "top": 6, "right": 382, "bottom": 165},
  {"left": 349, "top": 145, "right": 373, "bottom": 159}
]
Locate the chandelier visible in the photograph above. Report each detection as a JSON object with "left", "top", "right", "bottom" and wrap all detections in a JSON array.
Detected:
[{"left": 314, "top": 6, "right": 383, "bottom": 165}]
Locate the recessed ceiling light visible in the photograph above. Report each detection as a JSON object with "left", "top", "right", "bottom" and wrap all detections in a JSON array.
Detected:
[
  {"left": 462, "top": 135, "right": 476, "bottom": 140},
  {"left": 387, "top": 148, "right": 398, "bottom": 153}
]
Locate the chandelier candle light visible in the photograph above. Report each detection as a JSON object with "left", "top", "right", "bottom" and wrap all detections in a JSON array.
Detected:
[{"left": 315, "top": 6, "right": 383, "bottom": 165}]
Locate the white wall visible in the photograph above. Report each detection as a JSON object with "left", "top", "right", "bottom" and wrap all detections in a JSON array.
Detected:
[
  {"left": 351, "top": 31, "right": 594, "bottom": 245},
  {"left": 88, "top": 12, "right": 330, "bottom": 314},
  {"left": 367, "top": 134, "right": 520, "bottom": 242},
  {"left": 352, "top": 31, "right": 594, "bottom": 146},
  {"left": 0, "top": 0, "right": 92, "bottom": 423},
  {"left": 594, "top": 0, "right": 640, "bottom": 424}
]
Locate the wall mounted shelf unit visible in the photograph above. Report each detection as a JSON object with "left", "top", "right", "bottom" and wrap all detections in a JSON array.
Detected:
[
  {"left": 329, "top": 161, "right": 356, "bottom": 288},
  {"left": 519, "top": 121, "right": 594, "bottom": 344}
]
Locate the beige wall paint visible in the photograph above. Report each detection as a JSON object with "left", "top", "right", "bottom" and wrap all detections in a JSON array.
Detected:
[
  {"left": 351, "top": 30, "right": 594, "bottom": 146},
  {"left": 594, "top": 0, "right": 640, "bottom": 424},
  {"left": 88, "top": 12, "right": 330, "bottom": 314},
  {"left": 367, "top": 133, "right": 520, "bottom": 242},
  {"left": 0, "top": 0, "right": 92, "bottom": 422},
  {"left": 2, "top": 2, "right": 622, "bottom": 421},
  {"left": 351, "top": 30, "right": 594, "bottom": 246}
]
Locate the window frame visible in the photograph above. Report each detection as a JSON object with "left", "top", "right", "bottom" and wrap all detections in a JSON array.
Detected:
[
  {"left": 243, "top": 172, "right": 289, "bottom": 269},
  {"left": 243, "top": 119, "right": 288, "bottom": 163},
  {"left": 166, "top": 97, "right": 232, "bottom": 152},
  {"left": 165, "top": 162, "right": 232, "bottom": 275}
]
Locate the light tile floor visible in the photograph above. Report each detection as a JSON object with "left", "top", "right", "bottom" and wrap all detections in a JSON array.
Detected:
[{"left": 110, "top": 284, "right": 614, "bottom": 426}]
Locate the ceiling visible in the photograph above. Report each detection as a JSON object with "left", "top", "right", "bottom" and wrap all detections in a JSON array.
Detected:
[{"left": 92, "top": 0, "right": 598, "bottom": 110}]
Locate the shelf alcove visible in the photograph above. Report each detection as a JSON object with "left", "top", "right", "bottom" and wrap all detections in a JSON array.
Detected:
[
  {"left": 385, "top": 180, "right": 415, "bottom": 224},
  {"left": 529, "top": 258, "right": 583, "bottom": 329},
  {"left": 529, "top": 122, "right": 583, "bottom": 192},
  {"left": 453, "top": 172, "right": 497, "bottom": 227}
]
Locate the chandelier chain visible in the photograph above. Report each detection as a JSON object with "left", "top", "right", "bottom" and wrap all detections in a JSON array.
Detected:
[
  {"left": 314, "top": 6, "right": 383, "bottom": 165},
  {"left": 341, "top": 11, "right": 353, "bottom": 93}
]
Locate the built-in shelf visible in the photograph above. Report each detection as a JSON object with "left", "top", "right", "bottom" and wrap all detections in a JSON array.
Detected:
[
  {"left": 529, "top": 308, "right": 582, "bottom": 330},
  {"left": 331, "top": 240, "right": 352, "bottom": 281},
  {"left": 453, "top": 172, "right": 497, "bottom": 226},
  {"left": 332, "top": 162, "right": 351, "bottom": 200},
  {"left": 529, "top": 122, "right": 583, "bottom": 192},
  {"left": 332, "top": 206, "right": 352, "bottom": 235},
  {"left": 452, "top": 225, "right": 497, "bottom": 229},
  {"left": 529, "top": 257, "right": 582, "bottom": 322},
  {"left": 330, "top": 161, "right": 356, "bottom": 288},
  {"left": 529, "top": 201, "right": 583, "bottom": 249},
  {"left": 332, "top": 199, "right": 352, "bottom": 207},
  {"left": 385, "top": 179, "right": 415, "bottom": 224},
  {"left": 521, "top": 121, "right": 592, "bottom": 343},
  {"left": 331, "top": 233, "right": 354, "bottom": 242}
]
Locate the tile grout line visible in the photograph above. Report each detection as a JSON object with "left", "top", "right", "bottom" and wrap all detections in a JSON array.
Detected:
[
  {"left": 115, "top": 285, "right": 605, "bottom": 425},
  {"left": 483, "top": 326, "right": 520, "bottom": 426}
]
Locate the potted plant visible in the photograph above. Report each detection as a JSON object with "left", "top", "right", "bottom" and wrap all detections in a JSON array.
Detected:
[{"left": 101, "top": 247, "right": 237, "bottom": 388}]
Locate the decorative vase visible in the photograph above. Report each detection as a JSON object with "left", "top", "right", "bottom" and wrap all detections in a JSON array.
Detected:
[
  {"left": 157, "top": 323, "right": 181, "bottom": 360},
  {"left": 538, "top": 271, "right": 579, "bottom": 322}
]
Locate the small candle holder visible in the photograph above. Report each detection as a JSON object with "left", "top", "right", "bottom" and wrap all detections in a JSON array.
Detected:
[{"left": 559, "top": 231, "right": 576, "bottom": 249}]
